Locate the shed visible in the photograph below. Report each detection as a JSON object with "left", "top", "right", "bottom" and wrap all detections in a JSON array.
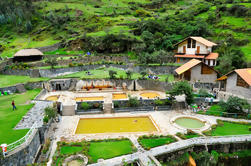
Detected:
[{"left": 13, "top": 49, "right": 43, "bottom": 62}]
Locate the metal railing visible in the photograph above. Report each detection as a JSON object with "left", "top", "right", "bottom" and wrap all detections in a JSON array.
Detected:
[{"left": 6, "top": 122, "right": 37, "bottom": 154}]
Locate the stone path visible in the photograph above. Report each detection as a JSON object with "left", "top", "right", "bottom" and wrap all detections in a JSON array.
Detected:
[{"left": 15, "top": 101, "right": 53, "bottom": 129}]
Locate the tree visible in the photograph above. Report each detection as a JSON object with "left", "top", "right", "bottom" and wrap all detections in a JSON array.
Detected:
[
  {"left": 219, "top": 96, "right": 250, "bottom": 114},
  {"left": 140, "top": 70, "right": 147, "bottom": 79},
  {"left": 168, "top": 81, "right": 194, "bottom": 105},
  {"left": 46, "top": 57, "right": 58, "bottom": 69},
  {"left": 109, "top": 70, "right": 117, "bottom": 79},
  {"left": 126, "top": 70, "right": 133, "bottom": 79}
]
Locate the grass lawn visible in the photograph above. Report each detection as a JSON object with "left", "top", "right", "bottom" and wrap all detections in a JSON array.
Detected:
[
  {"left": 197, "top": 105, "right": 223, "bottom": 116},
  {"left": 176, "top": 132, "right": 201, "bottom": 140},
  {"left": 88, "top": 140, "right": 134, "bottom": 162},
  {"left": 0, "top": 75, "right": 49, "bottom": 88},
  {"left": 0, "top": 89, "right": 41, "bottom": 144},
  {"left": 59, "top": 67, "right": 174, "bottom": 82},
  {"left": 138, "top": 136, "right": 177, "bottom": 149},
  {"left": 209, "top": 121, "right": 251, "bottom": 136},
  {"left": 60, "top": 146, "right": 83, "bottom": 155},
  {"left": 44, "top": 48, "right": 84, "bottom": 55}
]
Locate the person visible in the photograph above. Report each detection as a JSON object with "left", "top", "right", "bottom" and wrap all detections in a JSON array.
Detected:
[{"left": 12, "top": 100, "right": 17, "bottom": 111}]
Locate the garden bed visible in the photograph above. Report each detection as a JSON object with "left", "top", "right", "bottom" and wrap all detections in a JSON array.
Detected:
[
  {"left": 53, "top": 138, "right": 136, "bottom": 165},
  {"left": 138, "top": 135, "right": 177, "bottom": 150},
  {"left": 176, "top": 130, "right": 201, "bottom": 140},
  {"left": 203, "top": 120, "right": 251, "bottom": 136}
]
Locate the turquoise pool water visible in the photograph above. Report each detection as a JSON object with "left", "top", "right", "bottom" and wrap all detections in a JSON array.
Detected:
[{"left": 175, "top": 117, "right": 205, "bottom": 129}]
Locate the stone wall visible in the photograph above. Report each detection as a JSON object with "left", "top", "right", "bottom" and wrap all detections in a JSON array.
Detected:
[
  {"left": 0, "top": 81, "right": 44, "bottom": 94},
  {"left": 156, "top": 138, "right": 251, "bottom": 163},
  {"left": 217, "top": 91, "right": 251, "bottom": 105},
  {"left": 190, "top": 64, "right": 217, "bottom": 83},
  {"left": 1, "top": 69, "right": 40, "bottom": 77},
  {"left": 193, "top": 82, "right": 219, "bottom": 90},
  {"left": 0, "top": 130, "right": 40, "bottom": 166},
  {"left": 225, "top": 73, "right": 251, "bottom": 99}
]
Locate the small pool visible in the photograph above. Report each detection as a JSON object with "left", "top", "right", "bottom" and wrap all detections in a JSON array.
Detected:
[
  {"left": 140, "top": 92, "right": 160, "bottom": 99},
  {"left": 174, "top": 117, "right": 205, "bottom": 129},
  {"left": 112, "top": 93, "right": 127, "bottom": 100},
  {"left": 75, "top": 96, "right": 104, "bottom": 101},
  {"left": 75, "top": 116, "right": 158, "bottom": 134},
  {"left": 45, "top": 95, "right": 59, "bottom": 101}
]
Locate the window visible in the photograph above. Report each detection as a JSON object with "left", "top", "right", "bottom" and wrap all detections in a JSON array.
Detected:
[
  {"left": 236, "top": 75, "right": 249, "bottom": 88},
  {"left": 201, "top": 64, "right": 213, "bottom": 74},
  {"left": 187, "top": 38, "right": 191, "bottom": 48},
  {"left": 192, "top": 39, "right": 196, "bottom": 48}
]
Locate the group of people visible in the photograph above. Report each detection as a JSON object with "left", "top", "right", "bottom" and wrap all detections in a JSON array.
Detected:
[{"left": 148, "top": 75, "right": 159, "bottom": 80}]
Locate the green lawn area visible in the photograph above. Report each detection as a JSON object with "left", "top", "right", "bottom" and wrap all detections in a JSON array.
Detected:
[
  {"left": 44, "top": 48, "right": 84, "bottom": 55},
  {"left": 0, "top": 75, "right": 49, "bottom": 88},
  {"left": 176, "top": 132, "right": 201, "bottom": 140},
  {"left": 138, "top": 136, "right": 177, "bottom": 149},
  {"left": 206, "top": 121, "right": 251, "bottom": 136},
  {"left": 0, "top": 89, "right": 41, "bottom": 144},
  {"left": 60, "top": 146, "right": 83, "bottom": 155},
  {"left": 88, "top": 140, "right": 135, "bottom": 162},
  {"left": 59, "top": 67, "right": 174, "bottom": 82},
  {"left": 197, "top": 105, "right": 223, "bottom": 116}
]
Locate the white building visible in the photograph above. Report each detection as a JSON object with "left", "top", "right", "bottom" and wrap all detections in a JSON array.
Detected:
[{"left": 174, "top": 36, "right": 218, "bottom": 66}]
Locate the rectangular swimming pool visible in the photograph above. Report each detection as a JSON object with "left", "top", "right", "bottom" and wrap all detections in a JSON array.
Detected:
[{"left": 75, "top": 116, "right": 158, "bottom": 134}]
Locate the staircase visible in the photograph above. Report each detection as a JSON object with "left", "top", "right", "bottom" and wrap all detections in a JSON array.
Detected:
[{"left": 103, "top": 103, "right": 113, "bottom": 114}]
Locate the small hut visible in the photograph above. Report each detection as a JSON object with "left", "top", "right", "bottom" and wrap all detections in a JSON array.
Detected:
[{"left": 13, "top": 49, "right": 43, "bottom": 62}]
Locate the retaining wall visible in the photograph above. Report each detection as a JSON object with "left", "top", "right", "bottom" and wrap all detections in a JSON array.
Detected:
[{"left": 0, "top": 122, "right": 51, "bottom": 166}]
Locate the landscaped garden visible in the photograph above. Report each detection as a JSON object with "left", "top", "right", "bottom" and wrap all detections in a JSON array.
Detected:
[
  {"left": 203, "top": 120, "right": 251, "bottom": 136},
  {"left": 0, "top": 75, "right": 49, "bottom": 88},
  {"left": 138, "top": 135, "right": 177, "bottom": 150},
  {"left": 0, "top": 89, "right": 41, "bottom": 144},
  {"left": 53, "top": 139, "right": 136, "bottom": 165},
  {"left": 176, "top": 130, "right": 201, "bottom": 140}
]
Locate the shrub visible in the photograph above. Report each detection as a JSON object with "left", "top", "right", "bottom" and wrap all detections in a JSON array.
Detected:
[
  {"left": 44, "top": 107, "right": 57, "bottom": 119},
  {"left": 43, "top": 116, "right": 49, "bottom": 123},
  {"left": 154, "top": 99, "right": 164, "bottom": 106},
  {"left": 219, "top": 96, "right": 250, "bottom": 114},
  {"left": 68, "top": 63, "right": 74, "bottom": 67},
  {"left": 128, "top": 96, "right": 139, "bottom": 107},
  {"left": 81, "top": 102, "right": 89, "bottom": 110},
  {"left": 113, "top": 101, "right": 120, "bottom": 108},
  {"left": 109, "top": 70, "right": 117, "bottom": 79},
  {"left": 92, "top": 102, "right": 100, "bottom": 109}
]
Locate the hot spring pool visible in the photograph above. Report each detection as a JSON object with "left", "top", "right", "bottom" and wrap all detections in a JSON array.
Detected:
[
  {"left": 75, "top": 116, "right": 158, "bottom": 134},
  {"left": 174, "top": 117, "right": 205, "bottom": 129}
]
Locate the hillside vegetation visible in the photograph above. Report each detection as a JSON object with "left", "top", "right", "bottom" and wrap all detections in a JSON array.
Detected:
[{"left": 0, "top": 0, "right": 250, "bottom": 74}]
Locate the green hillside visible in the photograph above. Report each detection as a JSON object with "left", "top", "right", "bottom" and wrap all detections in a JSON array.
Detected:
[{"left": 0, "top": 0, "right": 250, "bottom": 72}]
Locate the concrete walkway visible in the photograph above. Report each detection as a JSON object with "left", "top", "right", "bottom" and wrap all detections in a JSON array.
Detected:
[{"left": 15, "top": 101, "right": 53, "bottom": 129}]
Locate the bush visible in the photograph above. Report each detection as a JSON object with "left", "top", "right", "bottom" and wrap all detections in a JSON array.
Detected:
[
  {"left": 68, "top": 63, "right": 74, "bottom": 67},
  {"left": 109, "top": 70, "right": 117, "bottom": 79},
  {"left": 128, "top": 96, "right": 139, "bottom": 107},
  {"left": 154, "top": 99, "right": 164, "bottom": 106},
  {"left": 219, "top": 96, "right": 250, "bottom": 114},
  {"left": 43, "top": 116, "right": 49, "bottom": 123},
  {"left": 92, "top": 103, "right": 101, "bottom": 109},
  {"left": 81, "top": 102, "right": 89, "bottom": 110},
  {"left": 113, "top": 101, "right": 120, "bottom": 108},
  {"left": 44, "top": 107, "right": 57, "bottom": 119}
]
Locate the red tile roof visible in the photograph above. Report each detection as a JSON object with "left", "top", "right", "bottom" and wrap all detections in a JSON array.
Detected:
[
  {"left": 205, "top": 53, "right": 219, "bottom": 60},
  {"left": 217, "top": 68, "right": 251, "bottom": 86},
  {"left": 175, "top": 59, "right": 202, "bottom": 75},
  {"left": 174, "top": 54, "right": 205, "bottom": 58},
  {"left": 235, "top": 68, "right": 251, "bottom": 86}
]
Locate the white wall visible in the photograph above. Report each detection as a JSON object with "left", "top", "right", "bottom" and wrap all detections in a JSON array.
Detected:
[
  {"left": 177, "top": 40, "right": 211, "bottom": 55},
  {"left": 226, "top": 73, "right": 251, "bottom": 99},
  {"left": 190, "top": 64, "right": 217, "bottom": 83}
]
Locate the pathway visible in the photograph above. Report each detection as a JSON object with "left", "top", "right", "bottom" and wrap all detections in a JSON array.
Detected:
[{"left": 15, "top": 101, "right": 53, "bottom": 129}]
